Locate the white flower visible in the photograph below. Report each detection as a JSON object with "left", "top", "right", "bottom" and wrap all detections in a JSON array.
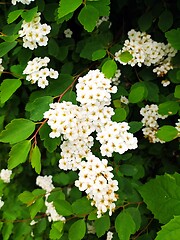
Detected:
[
  {"left": 106, "top": 231, "right": 113, "bottom": 240},
  {"left": 12, "top": 0, "right": 35, "bottom": 5},
  {"left": 36, "top": 175, "right": 54, "bottom": 193},
  {"left": 161, "top": 79, "right": 170, "bottom": 87},
  {"left": 64, "top": 28, "right": 73, "bottom": 38},
  {"left": 0, "top": 197, "right": 4, "bottom": 209},
  {"left": 0, "top": 169, "right": 12, "bottom": 183}
]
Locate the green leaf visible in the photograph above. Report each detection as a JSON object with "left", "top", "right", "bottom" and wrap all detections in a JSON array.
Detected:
[
  {"left": 155, "top": 216, "right": 180, "bottom": 240},
  {"left": 50, "top": 221, "right": 64, "bottom": 240},
  {"left": 156, "top": 125, "right": 178, "bottom": 142},
  {"left": 119, "top": 164, "right": 138, "bottom": 176},
  {"left": 54, "top": 200, "right": 73, "bottom": 216},
  {"left": 144, "top": 81, "right": 159, "bottom": 102},
  {"left": 119, "top": 51, "right": 133, "bottom": 63},
  {"left": 8, "top": 140, "right": 31, "bottom": 169},
  {"left": 26, "top": 96, "right": 53, "bottom": 121},
  {"left": 7, "top": 9, "right": 24, "bottom": 24},
  {"left": 94, "top": 215, "right": 110, "bottom": 237},
  {"left": 126, "top": 207, "right": 141, "bottom": 232},
  {"left": 0, "top": 34, "right": 19, "bottom": 42},
  {"left": 68, "top": 219, "right": 86, "bottom": 240},
  {"left": 138, "top": 173, "right": 180, "bottom": 224},
  {"left": 72, "top": 197, "right": 94, "bottom": 215},
  {"left": 165, "top": 28, "right": 180, "bottom": 50},
  {"left": 0, "top": 118, "right": 35, "bottom": 144},
  {"left": 0, "top": 79, "right": 22, "bottom": 104},
  {"left": 87, "top": 0, "right": 110, "bottom": 16},
  {"left": 58, "top": 0, "right": 82, "bottom": 19},
  {"left": 158, "top": 101, "right": 179, "bottom": 115},
  {"left": 18, "top": 191, "right": 34, "bottom": 205},
  {"left": 158, "top": 10, "right": 173, "bottom": 32},
  {"left": 78, "top": 5, "right": 99, "bottom": 32},
  {"left": 21, "top": 7, "right": 38, "bottom": 22},
  {"left": 129, "top": 85, "right": 146, "bottom": 103},
  {"left": 29, "top": 198, "right": 44, "bottom": 219},
  {"left": 102, "top": 59, "right": 117, "bottom": 78},
  {"left": 174, "top": 85, "right": 180, "bottom": 98},
  {"left": 92, "top": 49, "right": 106, "bottom": 61},
  {"left": 129, "top": 121, "right": 143, "bottom": 133},
  {"left": 0, "top": 41, "right": 17, "bottom": 57},
  {"left": 30, "top": 145, "right": 41, "bottom": 174},
  {"left": 115, "top": 210, "right": 136, "bottom": 240},
  {"left": 138, "top": 12, "right": 153, "bottom": 31},
  {"left": 112, "top": 108, "right": 127, "bottom": 122}
]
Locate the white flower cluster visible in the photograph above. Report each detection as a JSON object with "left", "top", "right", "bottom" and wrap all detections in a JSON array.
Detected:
[
  {"left": 96, "top": 16, "right": 111, "bottom": 28},
  {"left": 0, "top": 169, "right": 12, "bottom": 183},
  {"left": 175, "top": 119, "right": 180, "bottom": 137},
  {"left": 36, "top": 175, "right": 65, "bottom": 222},
  {"left": 64, "top": 28, "right": 73, "bottom": 38},
  {"left": 106, "top": 231, "right": 113, "bottom": 240},
  {"left": 120, "top": 96, "right": 129, "bottom": 105},
  {"left": 111, "top": 69, "right": 121, "bottom": 86},
  {"left": 19, "top": 13, "right": 51, "bottom": 50},
  {"left": 161, "top": 79, "right": 170, "bottom": 87},
  {"left": 12, "top": 0, "right": 34, "bottom": 4},
  {"left": 44, "top": 69, "right": 138, "bottom": 216},
  {"left": 75, "top": 154, "right": 119, "bottom": 218},
  {"left": 0, "top": 197, "right": 4, "bottom": 209},
  {"left": 115, "top": 29, "right": 177, "bottom": 76},
  {"left": 23, "top": 57, "right": 59, "bottom": 88},
  {"left": 140, "top": 104, "right": 168, "bottom": 143},
  {"left": 0, "top": 58, "right": 4, "bottom": 74}
]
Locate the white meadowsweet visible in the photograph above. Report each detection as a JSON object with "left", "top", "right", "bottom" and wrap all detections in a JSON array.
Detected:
[
  {"left": 161, "top": 79, "right": 170, "bottom": 87},
  {"left": 19, "top": 12, "right": 51, "bottom": 50},
  {"left": 115, "top": 29, "right": 177, "bottom": 76},
  {"left": 120, "top": 96, "right": 129, "bottom": 104},
  {"left": 12, "top": 0, "right": 34, "bottom": 4},
  {"left": 96, "top": 16, "right": 111, "bottom": 28},
  {"left": 0, "top": 58, "right": 4, "bottom": 74},
  {"left": 0, "top": 169, "right": 12, "bottom": 183},
  {"left": 111, "top": 69, "right": 121, "bottom": 86},
  {"left": 175, "top": 119, "right": 180, "bottom": 137},
  {"left": 0, "top": 197, "right": 4, "bottom": 209},
  {"left": 23, "top": 57, "right": 59, "bottom": 88},
  {"left": 64, "top": 28, "right": 73, "bottom": 38},
  {"left": 106, "top": 231, "right": 113, "bottom": 240}
]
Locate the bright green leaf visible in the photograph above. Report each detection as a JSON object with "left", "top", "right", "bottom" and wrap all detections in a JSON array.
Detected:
[
  {"left": 115, "top": 210, "right": 136, "bottom": 240},
  {"left": 155, "top": 216, "right": 180, "bottom": 240},
  {"left": 7, "top": 9, "right": 24, "bottom": 24},
  {"left": 119, "top": 51, "right": 133, "bottom": 63},
  {"left": 156, "top": 125, "right": 178, "bottom": 142},
  {"left": 8, "top": 140, "right": 31, "bottom": 169},
  {"left": 30, "top": 145, "right": 41, "bottom": 174},
  {"left": 72, "top": 197, "right": 94, "bottom": 215},
  {"left": 68, "top": 219, "right": 86, "bottom": 240},
  {"left": 174, "top": 85, "right": 180, "bottom": 98},
  {"left": 78, "top": 5, "right": 99, "bottom": 32},
  {"left": 58, "top": 0, "right": 82, "bottom": 19},
  {"left": 102, "top": 59, "right": 117, "bottom": 78},
  {"left": 21, "top": 7, "right": 38, "bottom": 22},
  {"left": 54, "top": 200, "right": 73, "bottom": 216},
  {"left": 138, "top": 173, "right": 180, "bottom": 224},
  {"left": 0, "top": 79, "right": 22, "bottom": 104},
  {"left": 165, "top": 28, "right": 180, "bottom": 50},
  {"left": 94, "top": 215, "right": 110, "bottom": 237},
  {"left": 92, "top": 49, "right": 106, "bottom": 61},
  {"left": 112, "top": 108, "right": 127, "bottom": 122},
  {"left": 87, "top": 0, "right": 110, "bottom": 16},
  {"left": 0, "top": 119, "right": 35, "bottom": 144},
  {"left": 158, "top": 101, "right": 179, "bottom": 115},
  {"left": 18, "top": 191, "right": 34, "bottom": 205},
  {"left": 129, "top": 86, "right": 146, "bottom": 103},
  {"left": 158, "top": 10, "right": 173, "bottom": 32},
  {"left": 29, "top": 198, "right": 44, "bottom": 219},
  {"left": 50, "top": 221, "right": 64, "bottom": 240},
  {"left": 0, "top": 41, "right": 17, "bottom": 57}
]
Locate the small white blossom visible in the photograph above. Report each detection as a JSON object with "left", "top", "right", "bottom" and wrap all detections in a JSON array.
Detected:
[
  {"left": 161, "top": 79, "right": 170, "bottom": 87},
  {"left": 106, "top": 231, "right": 113, "bottom": 240},
  {"left": 0, "top": 197, "right": 4, "bottom": 209},
  {"left": 64, "top": 28, "right": 73, "bottom": 38},
  {"left": 0, "top": 169, "right": 12, "bottom": 183},
  {"left": 12, "top": 0, "right": 35, "bottom": 4}
]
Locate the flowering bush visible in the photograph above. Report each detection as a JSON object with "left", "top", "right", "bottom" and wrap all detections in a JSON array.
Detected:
[{"left": 0, "top": 0, "right": 180, "bottom": 239}]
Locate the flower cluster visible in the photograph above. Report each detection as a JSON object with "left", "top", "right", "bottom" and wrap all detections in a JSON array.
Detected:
[
  {"left": 111, "top": 69, "right": 121, "bottom": 86},
  {"left": 23, "top": 57, "right": 59, "bottom": 88},
  {"left": 19, "top": 12, "right": 51, "bottom": 50},
  {"left": 36, "top": 175, "right": 65, "bottom": 222},
  {"left": 75, "top": 154, "right": 119, "bottom": 218},
  {"left": 175, "top": 119, "right": 180, "bottom": 137},
  {"left": 115, "top": 29, "right": 177, "bottom": 76},
  {"left": 96, "top": 16, "right": 111, "bottom": 28},
  {"left": 0, "top": 169, "right": 12, "bottom": 183},
  {"left": 12, "top": 0, "right": 34, "bottom": 4},
  {"left": 106, "top": 231, "right": 113, "bottom": 240},
  {"left": 0, "top": 58, "right": 4, "bottom": 74},
  {"left": 64, "top": 28, "right": 73, "bottom": 38},
  {"left": 161, "top": 79, "right": 170, "bottom": 87},
  {"left": 140, "top": 104, "right": 168, "bottom": 143},
  {"left": 44, "top": 69, "right": 138, "bottom": 216}
]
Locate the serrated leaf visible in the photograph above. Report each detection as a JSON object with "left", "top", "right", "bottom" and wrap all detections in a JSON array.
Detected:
[
  {"left": 21, "top": 7, "right": 38, "bottom": 22},
  {"left": 68, "top": 219, "right": 86, "bottom": 240},
  {"left": 8, "top": 140, "right": 31, "bottom": 169},
  {"left": 54, "top": 200, "right": 73, "bottom": 216},
  {"left": 0, "top": 79, "right": 22, "bottom": 104},
  {"left": 58, "top": 0, "right": 82, "bottom": 19},
  {"left": 29, "top": 198, "right": 44, "bottom": 219},
  {"left": 156, "top": 125, "right": 178, "bottom": 142},
  {"left": 158, "top": 101, "right": 179, "bottom": 115},
  {"left": 30, "top": 145, "right": 41, "bottom": 174},
  {"left": 72, "top": 197, "right": 94, "bottom": 215},
  {"left": 0, "top": 119, "right": 35, "bottom": 144},
  {"left": 7, "top": 9, "right": 24, "bottom": 24},
  {"left": 112, "top": 108, "right": 127, "bottom": 122},
  {"left": 165, "top": 28, "right": 180, "bottom": 50},
  {"left": 92, "top": 49, "right": 106, "bottom": 61},
  {"left": 102, "top": 59, "right": 117, "bottom": 78},
  {"left": 50, "top": 221, "right": 64, "bottom": 240},
  {"left": 87, "top": 0, "right": 110, "bottom": 16},
  {"left": 138, "top": 173, "right": 180, "bottom": 224},
  {"left": 115, "top": 210, "right": 136, "bottom": 240},
  {"left": 174, "top": 85, "right": 180, "bottom": 98},
  {"left": 0, "top": 41, "right": 17, "bottom": 57},
  {"left": 119, "top": 51, "right": 133, "bottom": 63},
  {"left": 155, "top": 216, "right": 180, "bottom": 240},
  {"left": 78, "top": 5, "right": 99, "bottom": 32},
  {"left": 94, "top": 215, "right": 110, "bottom": 237},
  {"left": 138, "top": 12, "right": 153, "bottom": 31},
  {"left": 158, "top": 10, "right": 173, "bottom": 32},
  {"left": 18, "top": 191, "right": 34, "bottom": 205}
]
